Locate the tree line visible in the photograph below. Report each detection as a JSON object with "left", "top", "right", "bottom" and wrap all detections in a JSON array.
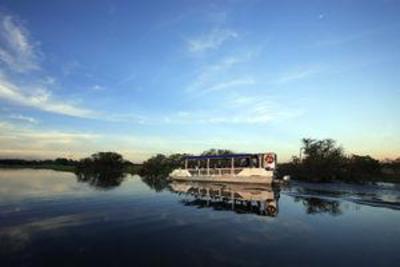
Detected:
[
  {"left": 0, "top": 154, "right": 140, "bottom": 174},
  {"left": 278, "top": 138, "right": 400, "bottom": 182},
  {"left": 1, "top": 139, "right": 399, "bottom": 184},
  {"left": 0, "top": 158, "right": 78, "bottom": 172}
]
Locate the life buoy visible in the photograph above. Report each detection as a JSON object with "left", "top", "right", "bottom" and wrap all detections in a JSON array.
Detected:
[
  {"left": 266, "top": 205, "right": 277, "bottom": 216},
  {"left": 265, "top": 154, "right": 274, "bottom": 164}
]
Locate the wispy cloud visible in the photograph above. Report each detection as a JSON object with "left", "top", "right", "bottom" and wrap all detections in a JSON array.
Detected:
[
  {"left": 104, "top": 113, "right": 148, "bottom": 124},
  {"left": 187, "top": 28, "right": 238, "bottom": 53},
  {"left": 231, "top": 97, "right": 302, "bottom": 124},
  {"left": 275, "top": 68, "right": 319, "bottom": 84},
  {"left": 8, "top": 114, "right": 37, "bottom": 124},
  {"left": 96, "top": 89, "right": 302, "bottom": 125},
  {"left": 90, "top": 84, "right": 105, "bottom": 91},
  {"left": 0, "top": 12, "right": 97, "bottom": 119},
  {"left": 0, "top": 75, "right": 96, "bottom": 118},
  {"left": 161, "top": 93, "right": 303, "bottom": 125},
  {"left": 222, "top": 94, "right": 303, "bottom": 124},
  {"left": 185, "top": 53, "right": 255, "bottom": 94},
  {"left": 314, "top": 34, "right": 365, "bottom": 47},
  {"left": 206, "top": 77, "right": 255, "bottom": 92},
  {"left": 0, "top": 121, "right": 100, "bottom": 159},
  {"left": 0, "top": 14, "right": 39, "bottom": 72},
  {"left": 0, "top": 121, "right": 180, "bottom": 161},
  {"left": 313, "top": 26, "right": 389, "bottom": 47}
]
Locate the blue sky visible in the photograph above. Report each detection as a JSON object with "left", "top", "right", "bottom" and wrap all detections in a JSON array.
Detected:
[{"left": 0, "top": 0, "right": 399, "bottom": 162}]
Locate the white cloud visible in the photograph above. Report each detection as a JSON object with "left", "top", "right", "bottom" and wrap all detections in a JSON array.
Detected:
[
  {"left": 0, "top": 121, "right": 100, "bottom": 159},
  {"left": 186, "top": 55, "right": 253, "bottom": 93},
  {"left": 8, "top": 114, "right": 37, "bottom": 124},
  {"left": 0, "top": 121, "right": 182, "bottom": 162},
  {"left": 0, "top": 75, "right": 96, "bottom": 118},
  {"left": 206, "top": 77, "right": 255, "bottom": 92},
  {"left": 312, "top": 27, "right": 384, "bottom": 47},
  {"left": 229, "top": 94, "right": 303, "bottom": 122},
  {"left": 0, "top": 121, "right": 98, "bottom": 141},
  {"left": 180, "top": 45, "right": 305, "bottom": 124},
  {"left": 104, "top": 113, "right": 148, "bottom": 124},
  {"left": 188, "top": 28, "right": 238, "bottom": 53},
  {"left": 275, "top": 68, "right": 319, "bottom": 84},
  {"left": 0, "top": 13, "right": 97, "bottom": 119},
  {"left": 0, "top": 121, "right": 14, "bottom": 130},
  {"left": 91, "top": 84, "right": 105, "bottom": 91},
  {"left": 0, "top": 15, "right": 39, "bottom": 72},
  {"left": 161, "top": 93, "right": 303, "bottom": 125}
]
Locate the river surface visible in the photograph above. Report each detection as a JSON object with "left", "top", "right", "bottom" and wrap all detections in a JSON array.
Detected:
[{"left": 1, "top": 169, "right": 400, "bottom": 266}]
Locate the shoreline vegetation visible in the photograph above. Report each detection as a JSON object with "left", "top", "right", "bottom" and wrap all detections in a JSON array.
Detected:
[
  {"left": 0, "top": 139, "right": 399, "bottom": 184},
  {"left": 0, "top": 155, "right": 141, "bottom": 174}
]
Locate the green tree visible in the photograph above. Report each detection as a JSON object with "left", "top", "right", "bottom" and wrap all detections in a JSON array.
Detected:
[
  {"left": 299, "top": 138, "right": 346, "bottom": 181},
  {"left": 345, "top": 155, "right": 380, "bottom": 181},
  {"left": 139, "top": 153, "right": 187, "bottom": 179},
  {"left": 75, "top": 152, "right": 126, "bottom": 189}
]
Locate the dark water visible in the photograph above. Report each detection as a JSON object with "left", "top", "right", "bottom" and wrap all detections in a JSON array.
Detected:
[{"left": 1, "top": 169, "right": 400, "bottom": 266}]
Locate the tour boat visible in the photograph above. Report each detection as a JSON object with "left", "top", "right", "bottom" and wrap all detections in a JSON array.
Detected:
[{"left": 169, "top": 153, "right": 277, "bottom": 184}]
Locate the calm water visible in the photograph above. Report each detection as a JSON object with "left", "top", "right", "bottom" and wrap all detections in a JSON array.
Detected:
[{"left": 1, "top": 169, "right": 400, "bottom": 266}]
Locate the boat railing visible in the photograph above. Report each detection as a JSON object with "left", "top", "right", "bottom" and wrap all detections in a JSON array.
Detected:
[{"left": 187, "top": 167, "right": 244, "bottom": 176}]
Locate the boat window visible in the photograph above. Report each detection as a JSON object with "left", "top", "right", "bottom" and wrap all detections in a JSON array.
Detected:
[{"left": 184, "top": 154, "right": 268, "bottom": 169}]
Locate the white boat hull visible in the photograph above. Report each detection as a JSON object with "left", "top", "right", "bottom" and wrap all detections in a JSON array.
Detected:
[
  {"left": 169, "top": 168, "right": 274, "bottom": 185},
  {"left": 170, "top": 175, "right": 273, "bottom": 184}
]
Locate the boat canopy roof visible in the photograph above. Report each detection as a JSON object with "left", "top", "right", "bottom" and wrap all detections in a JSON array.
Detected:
[{"left": 185, "top": 153, "right": 258, "bottom": 160}]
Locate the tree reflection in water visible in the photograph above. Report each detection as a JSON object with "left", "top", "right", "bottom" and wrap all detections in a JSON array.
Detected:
[
  {"left": 170, "top": 181, "right": 280, "bottom": 217},
  {"left": 74, "top": 152, "right": 127, "bottom": 190},
  {"left": 75, "top": 170, "right": 126, "bottom": 190},
  {"left": 294, "top": 196, "right": 342, "bottom": 216},
  {"left": 140, "top": 176, "right": 169, "bottom": 192}
]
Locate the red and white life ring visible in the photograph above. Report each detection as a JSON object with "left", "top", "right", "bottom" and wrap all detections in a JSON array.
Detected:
[{"left": 265, "top": 154, "right": 274, "bottom": 164}]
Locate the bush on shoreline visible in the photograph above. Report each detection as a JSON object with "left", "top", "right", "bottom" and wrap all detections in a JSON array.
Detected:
[
  {"left": 139, "top": 153, "right": 188, "bottom": 179},
  {"left": 75, "top": 152, "right": 131, "bottom": 189},
  {"left": 0, "top": 158, "right": 78, "bottom": 172},
  {"left": 278, "top": 138, "right": 399, "bottom": 183}
]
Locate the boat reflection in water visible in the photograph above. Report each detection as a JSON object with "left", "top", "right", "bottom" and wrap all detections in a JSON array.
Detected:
[{"left": 169, "top": 181, "right": 280, "bottom": 217}]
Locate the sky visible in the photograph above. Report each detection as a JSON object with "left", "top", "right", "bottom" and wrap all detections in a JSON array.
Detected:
[{"left": 0, "top": 0, "right": 399, "bottom": 162}]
